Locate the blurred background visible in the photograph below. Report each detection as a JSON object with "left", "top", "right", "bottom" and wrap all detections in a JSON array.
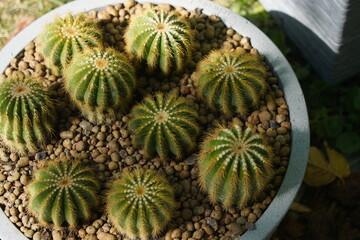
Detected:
[{"left": 1, "top": 0, "right": 359, "bottom": 239}]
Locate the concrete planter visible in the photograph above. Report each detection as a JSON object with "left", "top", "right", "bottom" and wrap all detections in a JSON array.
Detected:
[
  {"left": 0, "top": 0, "right": 309, "bottom": 239},
  {"left": 259, "top": 0, "right": 360, "bottom": 83}
]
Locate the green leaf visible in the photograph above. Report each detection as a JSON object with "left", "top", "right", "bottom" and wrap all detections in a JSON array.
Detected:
[
  {"left": 336, "top": 131, "right": 360, "bottom": 154},
  {"left": 324, "top": 116, "right": 343, "bottom": 138}
]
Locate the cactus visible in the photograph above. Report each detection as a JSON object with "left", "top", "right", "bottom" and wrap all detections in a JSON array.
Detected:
[
  {"left": 129, "top": 92, "right": 200, "bottom": 159},
  {"left": 124, "top": 9, "right": 193, "bottom": 75},
  {"left": 27, "top": 160, "right": 100, "bottom": 227},
  {"left": 198, "top": 125, "right": 274, "bottom": 209},
  {"left": 0, "top": 77, "right": 56, "bottom": 153},
  {"left": 37, "top": 13, "right": 103, "bottom": 75},
  {"left": 195, "top": 48, "right": 268, "bottom": 116},
  {"left": 106, "top": 169, "right": 176, "bottom": 240},
  {"left": 63, "top": 47, "right": 136, "bottom": 124}
]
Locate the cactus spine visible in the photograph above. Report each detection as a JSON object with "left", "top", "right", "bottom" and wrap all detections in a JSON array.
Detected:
[
  {"left": 125, "top": 9, "right": 193, "bottom": 75},
  {"left": 195, "top": 48, "right": 268, "bottom": 116},
  {"left": 64, "top": 47, "right": 136, "bottom": 123},
  {"left": 27, "top": 160, "right": 100, "bottom": 227},
  {"left": 129, "top": 92, "right": 200, "bottom": 159},
  {"left": 0, "top": 77, "right": 56, "bottom": 153},
  {"left": 106, "top": 169, "right": 176, "bottom": 240},
  {"left": 198, "top": 125, "right": 274, "bottom": 209},
  {"left": 37, "top": 13, "right": 103, "bottom": 75}
]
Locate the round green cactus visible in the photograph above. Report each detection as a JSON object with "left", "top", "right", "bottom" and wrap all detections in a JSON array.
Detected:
[
  {"left": 37, "top": 13, "right": 103, "bottom": 75},
  {"left": 195, "top": 48, "right": 268, "bottom": 116},
  {"left": 0, "top": 77, "right": 56, "bottom": 153},
  {"left": 27, "top": 160, "right": 100, "bottom": 227},
  {"left": 63, "top": 47, "right": 136, "bottom": 124},
  {"left": 124, "top": 9, "right": 193, "bottom": 75},
  {"left": 106, "top": 169, "right": 176, "bottom": 239},
  {"left": 198, "top": 125, "right": 274, "bottom": 209},
  {"left": 129, "top": 92, "right": 200, "bottom": 159}
]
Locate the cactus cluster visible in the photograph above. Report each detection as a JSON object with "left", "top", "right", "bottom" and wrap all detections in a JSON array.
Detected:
[
  {"left": 0, "top": 77, "right": 56, "bottom": 153},
  {"left": 130, "top": 92, "right": 200, "bottom": 159},
  {"left": 37, "top": 13, "right": 103, "bottom": 75},
  {"left": 106, "top": 169, "right": 176, "bottom": 240},
  {"left": 125, "top": 9, "right": 193, "bottom": 75},
  {"left": 27, "top": 160, "right": 100, "bottom": 227},
  {"left": 195, "top": 48, "right": 268, "bottom": 116},
  {"left": 198, "top": 125, "right": 274, "bottom": 209},
  {"left": 63, "top": 47, "right": 136, "bottom": 123}
]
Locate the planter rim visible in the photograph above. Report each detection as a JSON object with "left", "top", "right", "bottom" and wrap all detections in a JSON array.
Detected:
[{"left": 0, "top": 0, "right": 310, "bottom": 240}]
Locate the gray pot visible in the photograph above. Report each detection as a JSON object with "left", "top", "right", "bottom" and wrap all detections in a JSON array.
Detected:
[{"left": 0, "top": 0, "right": 310, "bottom": 239}]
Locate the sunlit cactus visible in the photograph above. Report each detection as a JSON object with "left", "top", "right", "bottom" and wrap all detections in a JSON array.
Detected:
[
  {"left": 27, "top": 160, "right": 100, "bottom": 227},
  {"left": 124, "top": 9, "right": 193, "bottom": 75},
  {"left": 63, "top": 47, "right": 136, "bottom": 124},
  {"left": 0, "top": 77, "right": 56, "bottom": 153},
  {"left": 36, "top": 13, "right": 103, "bottom": 75},
  {"left": 195, "top": 48, "right": 268, "bottom": 116},
  {"left": 198, "top": 125, "right": 274, "bottom": 209},
  {"left": 106, "top": 169, "right": 176, "bottom": 239},
  {"left": 129, "top": 92, "right": 200, "bottom": 159}
]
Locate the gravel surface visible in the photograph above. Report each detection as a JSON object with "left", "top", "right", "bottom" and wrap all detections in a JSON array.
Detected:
[{"left": 0, "top": 1, "right": 291, "bottom": 239}]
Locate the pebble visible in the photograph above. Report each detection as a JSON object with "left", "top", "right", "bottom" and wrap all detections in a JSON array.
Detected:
[
  {"left": 245, "top": 222, "right": 256, "bottom": 230},
  {"left": 193, "top": 229, "right": 205, "bottom": 239},
  {"left": 124, "top": 0, "right": 136, "bottom": 8},
  {"left": 259, "top": 111, "right": 271, "bottom": 123},
  {"left": 171, "top": 228, "right": 182, "bottom": 238},
  {"left": 60, "top": 130, "right": 74, "bottom": 139},
  {"left": 210, "top": 210, "right": 222, "bottom": 220},
  {"left": 94, "top": 154, "right": 108, "bottom": 163},
  {"left": 182, "top": 208, "right": 193, "bottom": 220},
  {"left": 125, "top": 156, "right": 135, "bottom": 165},
  {"left": 227, "top": 223, "right": 242, "bottom": 235},
  {"left": 97, "top": 232, "right": 117, "bottom": 240},
  {"left": 33, "top": 232, "right": 41, "bottom": 240},
  {"left": 206, "top": 218, "right": 219, "bottom": 231},
  {"left": 16, "top": 157, "right": 29, "bottom": 168},
  {"left": 24, "top": 229, "right": 34, "bottom": 238},
  {"left": 79, "top": 120, "right": 93, "bottom": 131},
  {"left": 35, "top": 152, "right": 47, "bottom": 160},
  {"left": 52, "top": 230, "right": 62, "bottom": 240},
  {"left": 108, "top": 161, "right": 119, "bottom": 171},
  {"left": 193, "top": 206, "right": 205, "bottom": 215}
]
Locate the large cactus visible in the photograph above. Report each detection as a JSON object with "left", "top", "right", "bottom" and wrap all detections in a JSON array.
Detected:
[
  {"left": 124, "top": 9, "right": 193, "bottom": 75},
  {"left": 27, "top": 160, "right": 100, "bottom": 227},
  {"left": 195, "top": 48, "right": 268, "bottom": 116},
  {"left": 129, "top": 92, "right": 200, "bottom": 159},
  {"left": 0, "top": 77, "right": 56, "bottom": 153},
  {"left": 37, "top": 13, "right": 103, "bottom": 75},
  {"left": 63, "top": 47, "right": 136, "bottom": 124},
  {"left": 106, "top": 169, "right": 176, "bottom": 239},
  {"left": 198, "top": 125, "right": 274, "bottom": 209}
]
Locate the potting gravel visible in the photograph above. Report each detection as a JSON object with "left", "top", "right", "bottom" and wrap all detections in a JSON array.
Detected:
[{"left": 0, "top": 1, "right": 291, "bottom": 239}]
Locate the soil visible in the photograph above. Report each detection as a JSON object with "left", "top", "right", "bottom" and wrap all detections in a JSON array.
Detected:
[{"left": 0, "top": 0, "right": 291, "bottom": 239}]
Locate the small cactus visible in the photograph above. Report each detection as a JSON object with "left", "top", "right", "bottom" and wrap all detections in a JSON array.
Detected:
[
  {"left": 198, "top": 125, "right": 274, "bottom": 209},
  {"left": 129, "top": 92, "right": 200, "bottom": 159},
  {"left": 27, "top": 160, "right": 100, "bottom": 227},
  {"left": 124, "top": 9, "right": 193, "bottom": 75},
  {"left": 195, "top": 48, "right": 268, "bottom": 116},
  {"left": 63, "top": 47, "right": 136, "bottom": 123},
  {"left": 106, "top": 169, "right": 176, "bottom": 240},
  {"left": 0, "top": 77, "right": 56, "bottom": 153},
  {"left": 37, "top": 13, "right": 103, "bottom": 75}
]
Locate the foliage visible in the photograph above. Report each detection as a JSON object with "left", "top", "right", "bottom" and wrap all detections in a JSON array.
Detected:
[
  {"left": 106, "top": 169, "right": 176, "bottom": 240},
  {"left": 124, "top": 9, "right": 193, "bottom": 75},
  {"left": 198, "top": 125, "right": 274, "bottom": 209},
  {"left": 36, "top": 13, "right": 103, "bottom": 75},
  {"left": 63, "top": 47, "right": 136, "bottom": 124},
  {"left": 195, "top": 48, "right": 267, "bottom": 117},
  {"left": 304, "top": 143, "right": 350, "bottom": 187},
  {"left": 27, "top": 159, "right": 100, "bottom": 227},
  {"left": 0, "top": 0, "right": 72, "bottom": 47},
  {"left": 129, "top": 92, "right": 200, "bottom": 160},
  {"left": 0, "top": 77, "right": 56, "bottom": 153}
]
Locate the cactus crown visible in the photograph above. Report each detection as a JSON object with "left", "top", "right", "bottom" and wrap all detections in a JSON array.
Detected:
[
  {"left": 27, "top": 160, "right": 100, "bottom": 227},
  {"left": 198, "top": 125, "right": 274, "bottom": 209},
  {"left": 125, "top": 9, "right": 193, "bottom": 75},
  {"left": 130, "top": 92, "right": 200, "bottom": 159},
  {"left": 0, "top": 77, "right": 56, "bottom": 153},
  {"left": 64, "top": 47, "right": 136, "bottom": 124},
  {"left": 37, "top": 13, "right": 103, "bottom": 75},
  {"left": 196, "top": 48, "right": 268, "bottom": 116},
  {"left": 106, "top": 169, "right": 176, "bottom": 240}
]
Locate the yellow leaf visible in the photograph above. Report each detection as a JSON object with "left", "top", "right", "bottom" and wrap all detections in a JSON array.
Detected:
[
  {"left": 290, "top": 202, "right": 312, "bottom": 213},
  {"left": 304, "top": 144, "right": 350, "bottom": 187}
]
